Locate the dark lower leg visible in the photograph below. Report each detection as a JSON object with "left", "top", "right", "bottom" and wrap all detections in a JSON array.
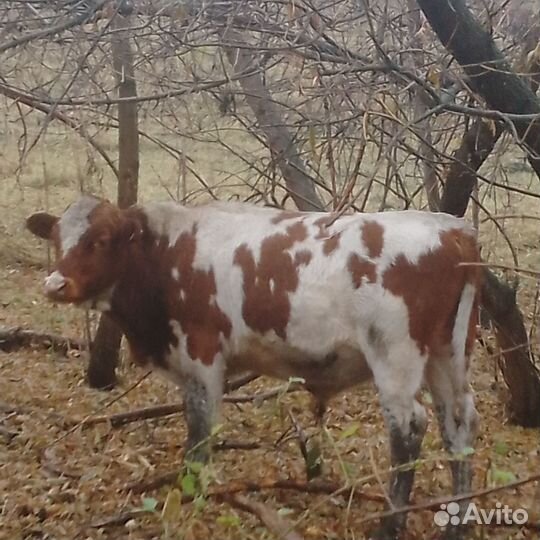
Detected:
[
  {"left": 450, "top": 459, "right": 473, "bottom": 495},
  {"left": 375, "top": 404, "right": 427, "bottom": 540},
  {"left": 440, "top": 397, "right": 478, "bottom": 540},
  {"left": 183, "top": 376, "right": 214, "bottom": 464}
]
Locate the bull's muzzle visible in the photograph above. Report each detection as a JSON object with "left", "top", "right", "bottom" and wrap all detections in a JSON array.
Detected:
[{"left": 44, "top": 271, "right": 77, "bottom": 302}]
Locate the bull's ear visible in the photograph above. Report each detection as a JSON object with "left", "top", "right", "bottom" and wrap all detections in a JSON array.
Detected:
[{"left": 26, "top": 212, "right": 59, "bottom": 240}]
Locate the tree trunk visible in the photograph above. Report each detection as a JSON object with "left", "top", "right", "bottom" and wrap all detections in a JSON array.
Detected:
[
  {"left": 419, "top": 0, "right": 540, "bottom": 426},
  {"left": 440, "top": 119, "right": 503, "bottom": 216},
  {"left": 87, "top": 314, "right": 123, "bottom": 390},
  {"left": 416, "top": 0, "right": 540, "bottom": 175},
  {"left": 87, "top": 10, "right": 139, "bottom": 389},
  {"left": 114, "top": 9, "right": 140, "bottom": 210},
  {"left": 406, "top": 0, "right": 440, "bottom": 211},
  {"left": 222, "top": 28, "right": 324, "bottom": 212},
  {"left": 482, "top": 272, "right": 540, "bottom": 426}
]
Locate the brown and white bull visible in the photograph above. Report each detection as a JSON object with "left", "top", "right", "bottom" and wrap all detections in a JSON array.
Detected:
[{"left": 27, "top": 196, "right": 481, "bottom": 539}]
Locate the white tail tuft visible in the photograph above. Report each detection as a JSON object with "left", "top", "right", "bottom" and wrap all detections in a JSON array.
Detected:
[{"left": 452, "top": 283, "right": 476, "bottom": 372}]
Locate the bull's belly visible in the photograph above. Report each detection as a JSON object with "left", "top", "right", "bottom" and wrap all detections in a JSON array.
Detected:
[{"left": 228, "top": 335, "right": 373, "bottom": 402}]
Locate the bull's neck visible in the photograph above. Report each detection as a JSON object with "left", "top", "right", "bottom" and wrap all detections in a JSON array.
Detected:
[{"left": 108, "top": 235, "right": 176, "bottom": 367}]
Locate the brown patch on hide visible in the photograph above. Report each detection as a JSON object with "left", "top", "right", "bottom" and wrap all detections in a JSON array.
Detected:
[
  {"left": 382, "top": 228, "right": 481, "bottom": 355},
  {"left": 361, "top": 220, "right": 384, "bottom": 259},
  {"left": 323, "top": 235, "right": 340, "bottom": 255},
  {"left": 347, "top": 254, "right": 377, "bottom": 288},
  {"left": 271, "top": 210, "right": 305, "bottom": 224},
  {"left": 234, "top": 221, "right": 309, "bottom": 339},
  {"left": 314, "top": 215, "right": 341, "bottom": 256},
  {"left": 170, "top": 226, "right": 232, "bottom": 365},
  {"left": 294, "top": 250, "right": 313, "bottom": 266}
]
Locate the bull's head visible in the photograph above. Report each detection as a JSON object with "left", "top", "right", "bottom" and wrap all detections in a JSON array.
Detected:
[{"left": 26, "top": 196, "right": 140, "bottom": 308}]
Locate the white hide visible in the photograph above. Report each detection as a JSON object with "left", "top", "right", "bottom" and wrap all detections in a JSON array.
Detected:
[
  {"left": 160, "top": 320, "right": 226, "bottom": 422},
  {"left": 57, "top": 196, "right": 101, "bottom": 254},
  {"left": 142, "top": 203, "right": 477, "bottom": 380}
]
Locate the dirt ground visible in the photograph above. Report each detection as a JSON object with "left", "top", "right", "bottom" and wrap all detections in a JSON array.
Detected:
[{"left": 1, "top": 127, "right": 539, "bottom": 540}]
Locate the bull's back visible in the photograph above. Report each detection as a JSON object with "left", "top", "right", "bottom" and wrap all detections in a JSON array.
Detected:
[{"left": 189, "top": 206, "right": 479, "bottom": 362}]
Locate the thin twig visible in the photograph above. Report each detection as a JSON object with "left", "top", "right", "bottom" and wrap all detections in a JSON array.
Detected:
[
  {"left": 47, "top": 371, "right": 153, "bottom": 448},
  {"left": 74, "top": 403, "right": 184, "bottom": 428},
  {"left": 0, "top": 326, "right": 84, "bottom": 354},
  {"left": 87, "top": 509, "right": 149, "bottom": 529},
  {"left": 483, "top": 214, "right": 540, "bottom": 222},
  {"left": 70, "top": 379, "right": 299, "bottom": 428},
  {"left": 0, "top": 1, "right": 109, "bottom": 54},
  {"left": 369, "top": 445, "right": 393, "bottom": 509},
  {"left": 358, "top": 472, "right": 540, "bottom": 525},
  {"left": 225, "top": 494, "right": 305, "bottom": 540},
  {"left": 459, "top": 262, "right": 540, "bottom": 278},
  {"left": 0, "top": 82, "right": 119, "bottom": 178},
  {"left": 127, "top": 472, "right": 387, "bottom": 501}
]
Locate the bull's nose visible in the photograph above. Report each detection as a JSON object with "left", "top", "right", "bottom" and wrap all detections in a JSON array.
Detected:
[{"left": 44, "top": 271, "right": 67, "bottom": 296}]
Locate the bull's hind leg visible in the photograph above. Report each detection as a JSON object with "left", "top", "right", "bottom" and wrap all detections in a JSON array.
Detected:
[
  {"left": 426, "top": 356, "right": 479, "bottom": 540},
  {"left": 370, "top": 347, "right": 428, "bottom": 540}
]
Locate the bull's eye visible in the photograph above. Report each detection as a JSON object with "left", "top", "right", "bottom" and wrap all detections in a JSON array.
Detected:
[
  {"left": 84, "top": 236, "right": 108, "bottom": 252},
  {"left": 82, "top": 239, "right": 95, "bottom": 253},
  {"left": 94, "top": 238, "right": 109, "bottom": 250}
]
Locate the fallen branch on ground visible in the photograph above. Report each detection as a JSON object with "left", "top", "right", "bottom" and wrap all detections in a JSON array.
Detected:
[
  {"left": 87, "top": 489, "right": 309, "bottom": 537},
  {"left": 127, "top": 473, "right": 387, "bottom": 503},
  {"left": 75, "top": 402, "right": 184, "bottom": 428},
  {"left": 85, "top": 476, "right": 540, "bottom": 533},
  {"left": 48, "top": 371, "right": 153, "bottom": 448},
  {"left": 90, "top": 477, "right": 385, "bottom": 529},
  {"left": 224, "top": 372, "right": 260, "bottom": 392},
  {"left": 64, "top": 372, "right": 258, "bottom": 428},
  {"left": 69, "top": 379, "right": 300, "bottom": 428},
  {"left": 88, "top": 509, "right": 149, "bottom": 529},
  {"left": 0, "top": 402, "right": 31, "bottom": 414},
  {"left": 225, "top": 494, "right": 305, "bottom": 540},
  {"left": 358, "top": 472, "right": 540, "bottom": 526},
  {"left": 0, "top": 326, "right": 84, "bottom": 354},
  {"left": 285, "top": 407, "right": 322, "bottom": 480}
]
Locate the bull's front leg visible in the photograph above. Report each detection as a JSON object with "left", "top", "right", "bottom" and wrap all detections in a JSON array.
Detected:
[{"left": 182, "top": 370, "right": 223, "bottom": 465}]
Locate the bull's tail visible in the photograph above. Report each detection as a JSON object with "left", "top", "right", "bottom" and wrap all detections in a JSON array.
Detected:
[{"left": 451, "top": 281, "right": 477, "bottom": 370}]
